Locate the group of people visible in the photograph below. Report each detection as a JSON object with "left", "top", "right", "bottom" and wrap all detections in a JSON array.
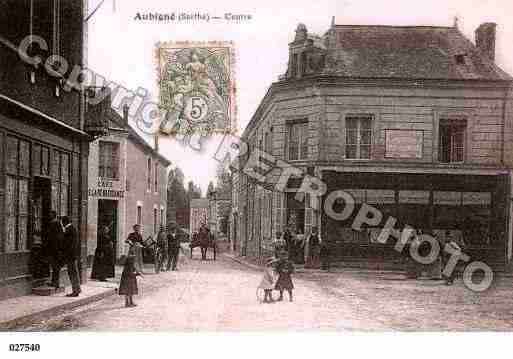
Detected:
[
  {"left": 257, "top": 225, "right": 329, "bottom": 304},
  {"left": 155, "top": 225, "right": 182, "bottom": 272},
  {"left": 404, "top": 229, "right": 466, "bottom": 285},
  {"left": 42, "top": 211, "right": 81, "bottom": 297},
  {"left": 274, "top": 226, "right": 330, "bottom": 270},
  {"left": 115, "top": 224, "right": 183, "bottom": 307}
]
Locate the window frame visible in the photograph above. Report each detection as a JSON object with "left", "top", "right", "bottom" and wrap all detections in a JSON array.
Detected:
[
  {"left": 154, "top": 162, "right": 158, "bottom": 193},
  {"left": 439, "top": 119, "right": 467, "bottom": 164},
  {"left": 147, "top": 157, "right": 152, "bottom": 192},
  {"left": 344, "top": 114, "right": 373, "bottom": 160},
  {"left": 98, "top": 141, "right": 120, "bottom": 180},
  {"left": 287, "top": 120, "right": 308, "bottom": 161}
]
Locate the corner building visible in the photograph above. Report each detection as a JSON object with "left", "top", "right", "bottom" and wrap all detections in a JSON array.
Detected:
[{"left": 237, "top": 21, "right": 513, "bottom": 269}]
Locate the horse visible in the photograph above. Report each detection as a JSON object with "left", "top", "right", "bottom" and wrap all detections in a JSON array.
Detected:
[{"left": 190, "top": 232, "right": 217, "bottom": 261}]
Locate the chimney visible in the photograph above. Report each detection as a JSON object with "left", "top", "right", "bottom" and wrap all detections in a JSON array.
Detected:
[{"left": 475, "top": 22, "right": 497, "bottom": 61}]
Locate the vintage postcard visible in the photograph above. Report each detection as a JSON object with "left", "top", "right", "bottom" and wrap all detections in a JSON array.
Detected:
[{"left": 1, "top": 0, "right": 513, "bottom": 357}]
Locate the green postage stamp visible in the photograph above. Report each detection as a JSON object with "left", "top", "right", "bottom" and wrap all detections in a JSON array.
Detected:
[{"left": 156, "top": 41, "right": 237, "bottom": 138}]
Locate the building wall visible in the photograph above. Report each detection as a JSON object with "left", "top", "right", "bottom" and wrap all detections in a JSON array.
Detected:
[
  {"left": 123, "top": 138, "right": 168, "bottom": 256},
  {"left": 0, "top": 0, "right": 89, "bottom": 299},
  {"left": 86, "top": 131, "right": 128, "bottom": 259},
  {"left": 0, "top": 0, "right": 84, "bottom": 129}
]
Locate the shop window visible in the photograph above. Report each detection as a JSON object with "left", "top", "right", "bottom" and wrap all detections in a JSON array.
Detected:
[
  {"left": 287, "top": 121, "right": 308, "bottom": 161},
  {"left": 5, "top": 136, "right": 30, "bottom": 252},
  {"left": 345, "top": 115, "right": 372, "bottom": 159},
  {"left": 99, "top": 141, "right": 120, "bottom": 180},
  {"left": 433, "top": 191, "right": 492, "bottom": 246},
  {"left": 439, "top": 119, "right": 466, "bottom": 163}
]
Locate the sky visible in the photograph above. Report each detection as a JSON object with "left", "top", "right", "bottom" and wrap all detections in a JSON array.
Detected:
[{"left": 86, "top": 0, "right": 513, "bottom": 194}]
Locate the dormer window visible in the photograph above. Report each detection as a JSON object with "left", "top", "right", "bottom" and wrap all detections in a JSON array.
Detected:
[{"left": 455, "top": 54, "right": 466, "bottom": 65}]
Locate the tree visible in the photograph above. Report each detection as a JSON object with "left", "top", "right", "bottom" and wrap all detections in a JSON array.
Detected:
[{"left": 167, "top": 167, "right": 188, "bottom": 229}]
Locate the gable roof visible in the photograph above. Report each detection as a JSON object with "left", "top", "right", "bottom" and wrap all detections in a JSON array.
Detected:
[
  {"left": 107, "top": 108, "right": 171, "bottom": 167},
  {"left": 323, "top": 25, "right": 511, "bottom": 81}
]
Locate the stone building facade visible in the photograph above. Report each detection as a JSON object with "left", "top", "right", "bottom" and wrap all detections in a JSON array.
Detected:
[
  {"left": 235, "top": 21, "right": 513, "bottom": 268},
  {"left": 87, "top": 107, "right": 170, "bottom": 262},
  {"left": 0, "top": 0, "right": 101, "bottom": 299}
]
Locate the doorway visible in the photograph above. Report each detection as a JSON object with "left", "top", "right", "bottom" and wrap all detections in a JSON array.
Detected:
[
  {"left": 98, "top": 199, "right": 118, "bottom": 259},
  {"left": 32, "top": 177, "right": 52, "bottom": 246},
  {"left": 31, "top": 177, "right": 52, "bottom": 279}
]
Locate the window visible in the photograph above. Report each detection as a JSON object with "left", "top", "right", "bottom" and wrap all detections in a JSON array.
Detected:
[
  {"left": 264, "top": 131, "right": 272, "bottom": 155},
  {"left": 290, "top": 53, "right": 298, "bottom": 78},
  {"left": 137, "top": 206, "right": 142, "bottom": 225},
  {"left": 455, "top": 54, "right": 466, "bottom": 65},
  {"left": 153, "top": 208, "right": 158, "bottom": 234},
  {"left": 288, "top": 122, "right": 308, "bottom": 161},
  {"left": 160, "top": 209, "right": 165, "bottom": 228},
  {"left": 147, "top": 157, "right": 152, "bottom": 191},
  {"left": 439, "top": 119, "right": 466, "bottom": 163},
  {"left": 345, "top": 115, "right": 372, "bottom": 159},
  {"left": 5, "top": 136, "right": 30, "bottom": 252},
  {"left": 99, "top": 141, "right": 120, "bottom": 180},
  {"left": 154, "top": 162, "right": 158, "bottom": 192}
]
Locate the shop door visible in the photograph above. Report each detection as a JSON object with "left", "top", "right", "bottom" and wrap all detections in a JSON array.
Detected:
[
  {"left": 31, "top": 176, "right": 52, "bottom": 279},
  {"left": 32, "top": 177, "right": 52, "bottom": 244},
  {"left": 98, "top": 200, "right": 118, "bottom": 259}
]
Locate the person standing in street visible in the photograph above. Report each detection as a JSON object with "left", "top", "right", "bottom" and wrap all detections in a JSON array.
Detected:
[
  {"left": 281, "top": 225, "right": 293, "bottom": 258},
  {"left": 43, "top": 210, "right": 64, "bottom": 289},
  {"left": 275, "top": 249, "right": 295, "bottom": 302},
  {"left": 306, "top": 226, "right": 321, "bottom": 269},
  {"left": 61, "top": 216, "right": 81, "bottom": 297},
  {"left": 166, "top": 227, "right": 180, "bottom": 271},
  {"left": 156, "top": 226, "right": 168, "bottom": 273},
  {"left": 126, "top": 224, "right": 145, "bottom": 274},
  {"left": 119, "top": 250, "right": 142, "bottom": 308}
]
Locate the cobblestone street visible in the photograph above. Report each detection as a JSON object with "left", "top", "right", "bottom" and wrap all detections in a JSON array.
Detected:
[{"left": 19, "top": 256, "right": 513, "bottom": 331}]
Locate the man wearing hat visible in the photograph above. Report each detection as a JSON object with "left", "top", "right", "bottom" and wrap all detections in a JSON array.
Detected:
[
  {"left": 166, "top": 226, "right": 180, "bottom": 271},
  {"left": 306, "top": 226, "right": 321, "bottom": 269}
]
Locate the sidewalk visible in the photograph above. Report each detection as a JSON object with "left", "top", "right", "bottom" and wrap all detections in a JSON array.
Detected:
[
  {"left": 222, "top": 252, "right": 405, "bottom": 276},
  {"left": 0, "top": 267, "right": 122, "bottom": 330},
  {"left": 222, "top": 252, "right": 513, "bottom": 279}
]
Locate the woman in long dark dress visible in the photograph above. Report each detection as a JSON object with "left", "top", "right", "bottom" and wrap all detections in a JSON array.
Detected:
[
  {"left": 91, "top": 226, "right": 115, "bottom": 281},
  {"left": 274, "top": 250, "right": 295, "bottom": 302},
  {"left": 119, "top": 254, "right": 141, "bottom": 307}
]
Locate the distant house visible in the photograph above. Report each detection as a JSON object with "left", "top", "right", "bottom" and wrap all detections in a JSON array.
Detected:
[
  {"left": 236, "top": 21, "right": 513, "bottom": 268},
  {"left": 190, "top": 198, "right": 209, "bottom": 235}
]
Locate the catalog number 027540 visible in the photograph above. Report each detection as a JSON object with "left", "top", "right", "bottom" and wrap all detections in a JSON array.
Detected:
[{"left": 9, "top": 344, "right": 41, "bottom": 352}]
